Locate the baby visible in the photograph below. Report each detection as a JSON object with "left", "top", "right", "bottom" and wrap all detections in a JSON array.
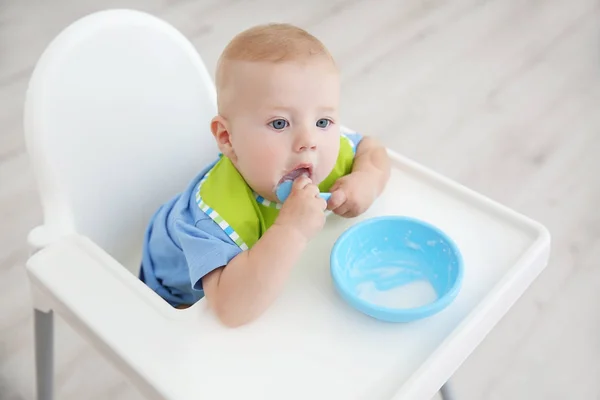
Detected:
[{"left": 140, "top": 23, "right": 390, "bottom": 327}]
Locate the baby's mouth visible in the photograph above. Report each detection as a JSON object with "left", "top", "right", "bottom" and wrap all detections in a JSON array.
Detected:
[{"left": 279, "top": 164, "right": 313, "bottom": 185}]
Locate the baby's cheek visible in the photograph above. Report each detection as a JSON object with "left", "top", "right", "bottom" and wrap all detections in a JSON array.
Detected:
[
  {"left": 262, "top": 152, "right": 285, "bottom": 183},
  {"left": 326, "top": 144, "right": 339, "bottom": 169},
  {"left": 316, "top": 154, "right": 337, "bottom": 184},
  {"left": 261, "top": 149, "right": 282, "bottom": 168},
  {"left": 260, "top": 141, "right": 285, "bottom": 164}
]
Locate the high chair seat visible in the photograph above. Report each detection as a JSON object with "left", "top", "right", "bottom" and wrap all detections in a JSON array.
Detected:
[{"left": 24, "top": 9, "right": 551, "bottom": 400}]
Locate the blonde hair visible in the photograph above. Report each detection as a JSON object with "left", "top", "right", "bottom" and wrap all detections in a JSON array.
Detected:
[{"left": 215, "top": 23, "right": 336, "bottom": 112}]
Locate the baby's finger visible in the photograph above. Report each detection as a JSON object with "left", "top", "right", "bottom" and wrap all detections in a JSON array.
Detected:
[
  {"left": 328, "top": 179, "right": 344, "bottom": 194},
  {"left": 304, "top": 183, "right": 320, "bottom": 197},
  {"left": 327, "top": 190, "right": 346, "bottom": 210},
  {"left": 317, "top": 197, "right": 327, "bottom": 210},
  {"left": 292, "top": 175, "right": 312, "bottom": 191},
  {"left": 333, "top": 202, "right": 351, "bottom": 216},
  {"left": 340, "top": 208, "right": 358, "bottom": 218}
]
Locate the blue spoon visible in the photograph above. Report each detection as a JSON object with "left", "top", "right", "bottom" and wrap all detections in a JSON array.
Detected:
[{"left": 275, "top": 180, "right": 331, "bottom": 203}]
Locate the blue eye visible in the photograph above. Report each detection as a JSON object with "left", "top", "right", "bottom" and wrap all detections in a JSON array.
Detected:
[
  {"left": 269, "top": 119, "right": 289, "bottom": 130},
  {"left": 316, "top": 118, "right": 331, "bottom": 128}
]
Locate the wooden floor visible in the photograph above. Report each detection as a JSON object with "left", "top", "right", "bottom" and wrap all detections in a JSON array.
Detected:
[{"left": 2, "top": 0, "right": 599, "bottom": 399}]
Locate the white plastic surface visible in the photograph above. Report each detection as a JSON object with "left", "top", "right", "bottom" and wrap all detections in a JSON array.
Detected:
[
  {"left": 24, "top": 9, "right": 550, "bottom": 400},
  {"left": 27, "top": 150, "right": 550, "bottom": 400},
  {"left": 24, "top": 9, "right": 219, "bottom": 269}
]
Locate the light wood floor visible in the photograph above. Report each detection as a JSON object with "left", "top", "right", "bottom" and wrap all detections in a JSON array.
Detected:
[{"left": 1, "top": 0, "right": 599, "bottom": 399}]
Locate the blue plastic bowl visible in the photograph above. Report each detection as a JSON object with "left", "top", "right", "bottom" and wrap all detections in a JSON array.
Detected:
[{"left": 330, "top": 216, "right": 464, "bottom": 322}]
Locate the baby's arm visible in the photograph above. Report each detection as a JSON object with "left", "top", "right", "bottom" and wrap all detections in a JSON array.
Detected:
[
  {"left": 352, "top": 136, "right": 390, "bottom": 193},
  {"left": 202, "top": 176, "right": 326, "bottom": 327},
  {"left": 328, "top": 136, "right": 391, "bottom": 217},
  {"left": 202, "top": 224, "right": 306, "bottom": 327}
]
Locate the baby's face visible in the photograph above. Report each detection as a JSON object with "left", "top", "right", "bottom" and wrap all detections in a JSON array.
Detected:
[{"left": 223, "top": 59, "right": 341, "bottom": 202}]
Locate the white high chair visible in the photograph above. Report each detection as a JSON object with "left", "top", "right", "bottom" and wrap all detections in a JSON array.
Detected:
[{"left": 24, "top": 9, "right": 551, "bottom": 400}]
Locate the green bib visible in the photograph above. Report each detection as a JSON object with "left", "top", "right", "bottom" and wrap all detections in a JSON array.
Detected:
[{"left": 195, "top": 134, "right": 357, "bottom": 250}]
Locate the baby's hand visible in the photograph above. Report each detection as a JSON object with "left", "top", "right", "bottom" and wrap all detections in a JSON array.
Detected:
[
  {"left": 327, "top": 171, "right": 378, "bottom": 218},
  {"left": 275, "top": 176, "right": 327, "bottom": 242}
]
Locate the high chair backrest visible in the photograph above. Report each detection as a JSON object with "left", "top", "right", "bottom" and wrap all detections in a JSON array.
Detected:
[{"left": 24, "top": 10, "right": 219, "bottom": 269}]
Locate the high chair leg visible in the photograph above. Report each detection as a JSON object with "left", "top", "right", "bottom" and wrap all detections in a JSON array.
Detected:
[{"left": 34, "top": 309, "right": 54, "bottom": 400}]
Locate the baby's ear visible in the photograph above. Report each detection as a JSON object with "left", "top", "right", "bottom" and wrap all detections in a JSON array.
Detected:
[{"left": 210, "top": 116, "right": 236, "bottom": 161}]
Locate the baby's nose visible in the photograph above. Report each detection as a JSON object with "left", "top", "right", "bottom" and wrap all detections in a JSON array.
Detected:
[
  {"left": 294, "top": 129, "right": 317, "bottom": 152},
  {"left": 297, "top": 142, "right": 317, "bottom": 151}
]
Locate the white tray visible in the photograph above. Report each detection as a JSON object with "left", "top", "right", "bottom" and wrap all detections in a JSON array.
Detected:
[
  {"left": 28, "top": 149, "right": 550, "bottom": 400},
  {"left": 170, "top": 150, "right": 551, "bottom": 400}
]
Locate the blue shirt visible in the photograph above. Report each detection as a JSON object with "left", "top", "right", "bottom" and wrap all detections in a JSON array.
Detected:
[{"left": 140, "top": 133, "right": 363, "bottom": 307}]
